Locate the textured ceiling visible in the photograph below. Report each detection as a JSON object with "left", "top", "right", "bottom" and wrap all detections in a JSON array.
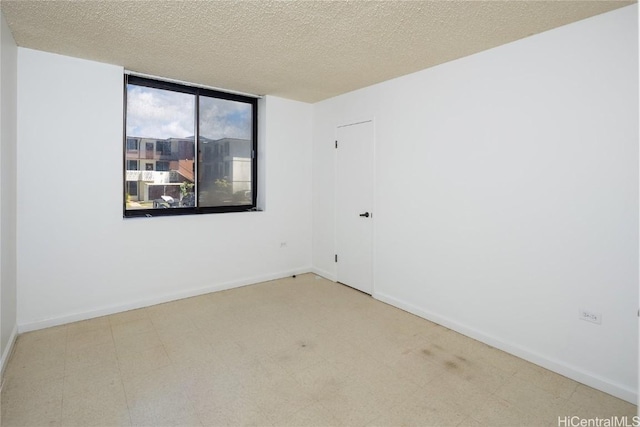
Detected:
[{"left": 1, "top": 0, "right": 635, "bottom": 103}]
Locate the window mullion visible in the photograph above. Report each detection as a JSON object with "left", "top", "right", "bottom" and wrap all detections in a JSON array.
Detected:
[{"left": 194, "top": 92, "right": 200, "bottom": 210}]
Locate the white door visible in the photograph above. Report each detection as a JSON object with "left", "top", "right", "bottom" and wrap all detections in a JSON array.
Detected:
[{"left": 336, "top": 120, "right": 374, "bottom": 294}]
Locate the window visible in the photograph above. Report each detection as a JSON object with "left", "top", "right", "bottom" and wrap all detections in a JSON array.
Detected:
[
  {"left": 126, "top": 181, "right": 138, "bottom": 197},
  {"left": 156, "top": 140, "right": 172, "bottom": 156},
  {"left": 123, "top": 75, "right": 258, "bottom": 217},
  {"left": 126, "top": 138, "right": 139, "bottom": 151}
]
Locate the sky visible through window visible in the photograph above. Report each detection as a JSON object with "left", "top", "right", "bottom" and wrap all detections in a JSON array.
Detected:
[{"left": 126, "top": 84, "right": 252, "bottom": 140}]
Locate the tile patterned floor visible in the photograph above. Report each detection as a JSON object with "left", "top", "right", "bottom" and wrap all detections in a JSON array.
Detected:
[{"left": 1, "top": 274, "right": 636, "bottom": 426}]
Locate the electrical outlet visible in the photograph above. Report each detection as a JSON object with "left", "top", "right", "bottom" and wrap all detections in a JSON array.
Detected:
[
  {"left": 280, "top": 242, "right": 287, "bottom": 248},
  {"left": 579, "top": 309, "right": 602, "bottom": 325}
]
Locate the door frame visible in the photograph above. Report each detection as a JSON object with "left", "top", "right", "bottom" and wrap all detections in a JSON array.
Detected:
[{"left": 334, "top": 117, "right": 377, "bottom": 295}]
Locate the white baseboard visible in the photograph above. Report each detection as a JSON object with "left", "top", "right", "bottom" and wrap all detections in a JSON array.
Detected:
[
  {"left": 374, "top": 291, "right": 637, "bottom": 405},
  {"left": 0, "top": 324, "right": 18, "bottom": 386},
  {"left": 311, "top": 267, "right": 337, "bottom": 282},
  {"left": 18, "top": 267, "right": 312, "bottom": 333}
]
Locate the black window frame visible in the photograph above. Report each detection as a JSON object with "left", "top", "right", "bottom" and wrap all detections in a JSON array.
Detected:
[{"left": 123, "top": 75, "right": 258, "bottom": 218}]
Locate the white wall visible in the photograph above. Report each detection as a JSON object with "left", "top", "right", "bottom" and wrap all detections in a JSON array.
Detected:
[
  {"left": 0, "top": 10, "right": 18, "bottom": 377},
  {"left": 312, "top": 5, "right": 638, "bottom": 402},
  {"left": 16, "top": 49, "right": 313, "bottom": 330}
]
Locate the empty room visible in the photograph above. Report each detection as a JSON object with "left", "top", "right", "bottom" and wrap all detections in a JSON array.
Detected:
[{"left": 0, "top": 1, "right": 637, "bottom": 426}]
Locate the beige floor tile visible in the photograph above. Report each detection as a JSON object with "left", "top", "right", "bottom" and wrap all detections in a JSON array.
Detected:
[
  {"left": 267, "top": 401, "right": 338, "bottom": 427},
  {"left": 361, "top": 333, "right": 424, "bottom": 367},
  {"left": 191, "top": 307, "right": 242, "bottom": 330},
  {"left": 10, "top": 327, "right": 65, "bottom": 358},
  {"left": 156, "top": 329, "right": 204, "bottom": 360},
  {"left": 108, "top": 307, "right": 150, "bottom": 326},
  {"left": 495, "top": 376, "right": 580, "bottom": 424},
  {"left": 165, "top": 344, "right": 215, "bottom": 371},
  {"left": 117, "top": 343, "right": 172, "bottom": 377},
  {"left": 1, "top": 406, "right": 63, "bottom": 427},
  {"left": 569, "top": 384, "right": 637, "bottom": 418},
  {"left": 3, "top": 343, "right": 66, "bottom": 383},
  {"left": 199, "top": 403, "right": 271, "bottom": 427},
  {"left": 111, "top": 317, "right": 156, "bottom": 338},
  {"left": 514, "top": 363, "right": 578, "bottom": 399},
  {"left": 410, "top": 337, "right": 467, "bottom": 367},
  {"left": 114, "top": 329, "right": 164, "bottom": 356},
  {"left": 193, "top": 384, "right": 273, "bottom": 426},
  {"left": 270, "top": 337, "right": 329, "bottom": 375},
  {"left": 208, "top": 340, "right": 250, "bottom": 368},
  {"left": 474, "top": 344, "right": 532, "bottom": 376},
  {"left": 279, "top": 327, "right": 337, "bottom": 352},
  {"left": 3, "top": 278, "right": 636, "bottom": 427},
  {"left": 234, "top": 356, "right": 296, "bottom": 398},
  {"left": 66, "top": 316, "right": 111, "bottom": 337},
  {"left": 421, "top": 370, "right": 492, "bottom": 417},
  {"left": 371, "top": 313, "right": 443, "bottom": 346},
  {"left": 151, "top": 311, "right": 197, "bottom": 335},
  {"left": 366, "top": 388, "right": 467, "bottom": 427},
  {"left": 320, "top": 335, "right": 374, "bottom": 369},
  {"left": 9, "top": 339, "right": 65, "bottom": 366},
  {"left": 14, "top": 325, "right": 67, "bottom": 350},
  {"left": 276, "top": 309, "right": 332, "bottom": 338},
  {"left": 130, "top": 411, "right": 203, "bottom": 427},
  {"left": 121, "top": 364, "right": 176, "bottom": 395},
  {"left": 424, "top": 329, "right": 490, "bottom": 363},
  {"left": 426, "top": 350, "right": 513, "bottom": 393},
  {"left": 326, "top": 315, "right": 384, "bottom": 345},
  {"left": 157, "top": 324, "right": 207, "bottom": 347},
  {"left": 382, "top": 348, "right": 448, "bottom": 387},
  {"left": 66, "top": 326, "right": 114, "bottom": 353},
  {"left": 249, "top": 374, "right": 318, "bottom": 420},
  {"left": 470, "top": 395, "right": 549, "bottom": 426},
  {"left": 359, "top": 365, "right": 422, "bottom": 410},
  {"left": 183, "top": 365, "right": 247, "bottom": 416},
  {"left": 1, "top": 374, "right": 63, "bottom": 426},
  {"left": 123, "top": 365, "right": 201, "bottom": 426},
  {"left": 457, "top": 416, "right": 486, "bottom": 427},
  {"left": 63, "top": 362, "right": 122, "bottom": 398},
  {"left": 65, "top": 340, "right": 119, "bottom": 374},
  {"left": 315, "top": 378, "right": 388, "bottom": 427},
  {"left": 197, "top": 321, "right": 249, "bottom": 347},
  {"left": 232, "top": 323, "right": 295, "bottom": 357},
  {"left": 203, "top": 287, "right": 244, "bottom": 306},
  {"left": 290, "top": 359, "right": 356, "bottom": 403},
  {"left": 61, "top": 382, "right": 131, "bottom": 427},
  {"left": 164, "top": 338, "right": 224, "bottom": 372}
]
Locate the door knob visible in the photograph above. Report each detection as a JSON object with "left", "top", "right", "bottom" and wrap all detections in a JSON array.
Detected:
[{"left": 359, "top": 212, "right": 370, "bottom": 218}]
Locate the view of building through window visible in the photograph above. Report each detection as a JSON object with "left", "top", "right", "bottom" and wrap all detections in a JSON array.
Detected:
[{"left": 124, "top": 76, "right": 256, "bottom": 216}]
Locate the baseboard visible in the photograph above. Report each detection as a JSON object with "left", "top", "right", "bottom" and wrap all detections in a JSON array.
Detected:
[
  {"left": 310, "top": 266, "right": 337, "bottom": 282},
  {"left": 374, "top": 291, "right": 637, "bottom": 405},
  {"left": 18, "top": 267, "right": 313, "bottom": 333},
  {"left": 0, "top": 324, "right": 18, "bottom": 387}
]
